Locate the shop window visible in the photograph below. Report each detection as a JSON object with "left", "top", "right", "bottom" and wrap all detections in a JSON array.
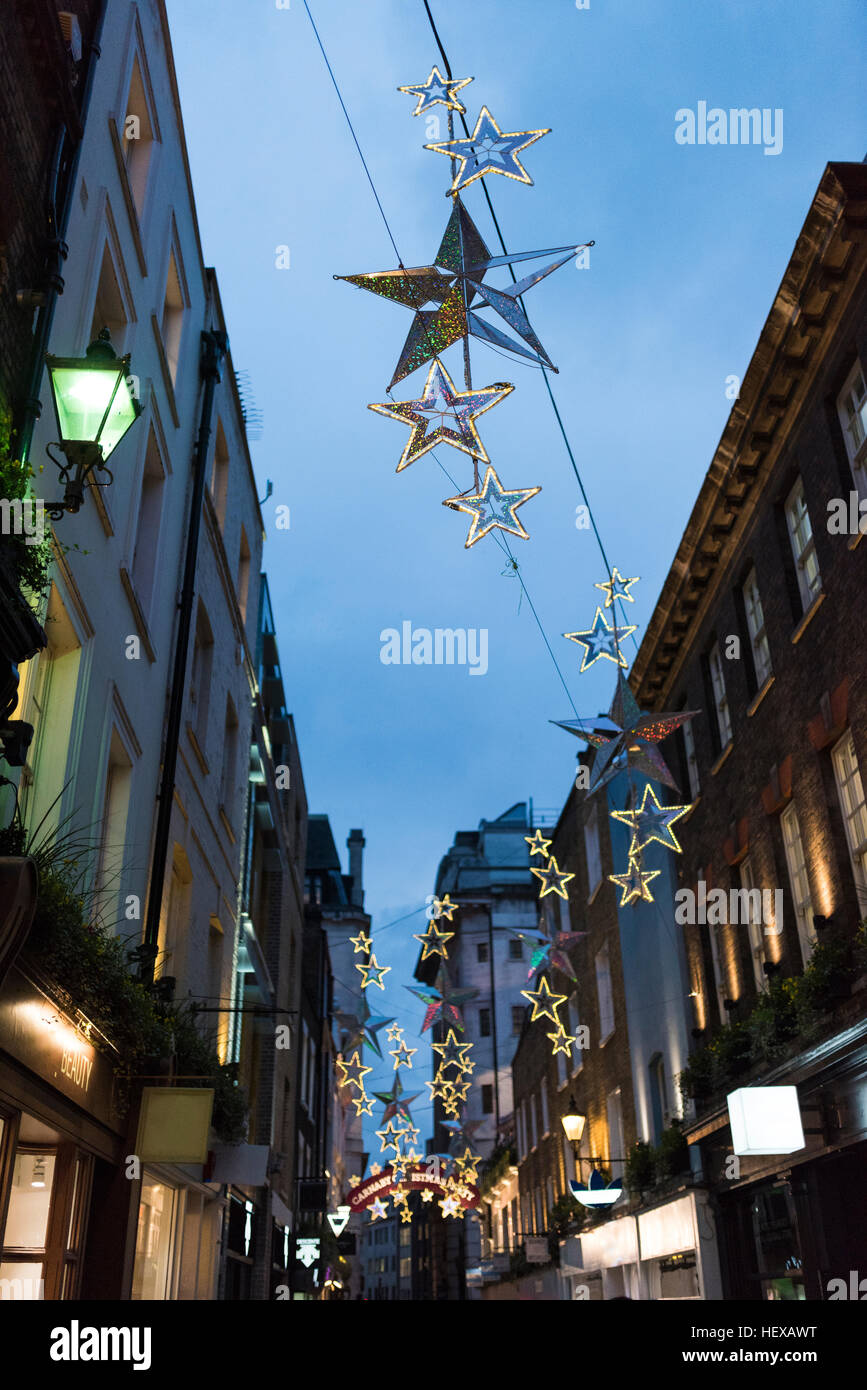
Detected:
[
  {"left": 0, "top": 1126, "right": 93, "bottom": 1301},
  {"left": 780, "top": 804, "right": 816, "bottom": 966},
  {"left": 132, "top": 1173, "right": 180, "bottom": 1300}
]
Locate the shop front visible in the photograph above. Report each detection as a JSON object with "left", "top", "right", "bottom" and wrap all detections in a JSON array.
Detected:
[{"left": 0, "top": 963, "right": 126, "bottom": 1300}]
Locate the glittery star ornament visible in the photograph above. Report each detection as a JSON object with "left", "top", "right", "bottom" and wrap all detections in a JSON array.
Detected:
[
  {"left": 406, "top": 965, "right": 478, "bottom": 1033},
  {"left": 337, "top": 996, "right": 394, "bottom": 1058},
  {"left": 611, "top": 784, "right": 691, "bottom": 854},
  {"left": 369, "top": 359, "right": 513, "bottom": 473},
  {"left": 595, "top": 568, "right": 640, "bottom": 608},
  {"left": 530, "top": 856, "right": 575, "bottom": 899},
  {"left": 398, "top": 65, "right": 473, "bottom": 116},
  {"left": 520, "top": 976, "right": 567, "bottom": 1025},
  {"left": 356, "top": 954, "right": 391, "bottom": 990},
  {"left": 413, "top": 918, "right": 455, "bottom": 962},
  {"left": 443, "top": 465, "right": 541, "bottom": 548},
  {"left": 425, "top": 106, "right": 551, "bottom": 194},
  {"left": 609, "top": 852, "right": 661, "bottom": 905},
  {"left": 525, "top": 829, "right": 552, "bottom": 857},
  {"left": 373, "top": 1072, "right": 421, "bottom": 1124},
  {"left": 510, "top": 921, "right": 585, "bottom": 980},
  {"left": 564, "top": 608, "right": 637, "bottom": 673}
]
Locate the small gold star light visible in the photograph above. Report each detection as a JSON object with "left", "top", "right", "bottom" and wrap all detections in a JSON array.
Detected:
[
  {"left": 595, "top": 568, "right": 640, "bottom": 608},
  {"left": 530, "top": 856, "right": 575, "bottom": 899},
  {"left": 375, "top": 1119, "right": 406, "bottom": 1154},
  {"left": 439, "top": 1194, "right": 461, "bottom": 1219},
  {"left": 400, "top": 1204, "right": 413, "bottom": 1224},
  {"left": 369, "top": 1197, "right": 388, "bottom": 1221},
  {"left": 455, "top": 1147, "right": 481, "bottom": 1182},
  {"left": 524, "top": 829, "right": 552, "bottom": 857},
  {"left": 336, "top": 1051, "right": 372, "bottom": 1091},
  {"left": 431, "top": 1027, "right": 474, "bottom": 1072},
  {"left": 609, "top": 851, "right": 661, "bottom": 905},
  {"left": 413, "top": 919, "right": 454, "bottom": 961},
  {"left": 546, "top": 1024, "right": 576, "bottom": 1057},
  {"left": 389, "top": 1039, "right": 418, "bottom": 1071},
  {"left": 398, "top": 66, "right": 473, "bottom": 117},
  {"left": 386, "top": 1021, "right": 403, "bottom": 1043},
  {"left": 432, "top": 894, "right": 458, "bottom": 922},
  {"left": 349, "top": 1175, "right": 361, "bottom": 1189},
  {"left": 564, "top": 608, "right": 637, "bottom": 673},
  {"left": 421, "top": 1188, "right": 435, "bottom": 1203},
  {"left": 369, "top": 1163, "right": 382, "bottom": 1177},
  {"left": 356, "top": 954, "right": 391, "bottom": 990},
  {"left": 350, "top": 929, "right": 372, "bottom": 954},
  {"left": 520, "top": 976, "right": 567, "bottom": 1025}
]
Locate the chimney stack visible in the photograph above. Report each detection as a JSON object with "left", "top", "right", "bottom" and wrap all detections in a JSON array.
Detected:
[{"left": 347, "top": 829, "right": 365, "bottom": 909}]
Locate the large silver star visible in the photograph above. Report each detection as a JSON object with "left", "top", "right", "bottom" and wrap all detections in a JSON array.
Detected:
[{"left": 443, "top": 465, "right": 541, "bottom": 548}]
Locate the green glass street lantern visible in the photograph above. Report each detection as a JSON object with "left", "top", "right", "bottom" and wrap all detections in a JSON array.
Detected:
[{"left": 44, "top": 327, "right": 141, "bottom": 517}]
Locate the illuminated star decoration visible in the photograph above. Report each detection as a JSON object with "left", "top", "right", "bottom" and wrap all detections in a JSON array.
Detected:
[
  {"left": 375, "top": 1119, "right": 406, "bottom": 1155},
  {"left": 552, "top": 671, "right": 701, "bottom": 794},
  {"left": 406, "top": 965, "right": 479, "bottom": 1032},
  {"left": 398, "top": 65, "right": 473, "bottom": 116},
  {"left": 609, "top": 851, "right": 661, "bottom": 906},
  {"left": 400, "top": 1204, "right": 413, "bottom": 1224},
  {"left": 443, "top": 465, "right": 541, "bottom": 549},
  {"left": 424, "top": 105, "right": 551, "bottom": 194},
  {"left": 349, "top": 928, "right": 372, "bottom": 954},
  {"left": 509, "top": 921, "right": 585, "bottom": 980},
  {"left": 413, "top": 918, "right": 455, "bottom": 962},
  {"left": 610, "top": 783, "right": 691, "bottom": 855},
  {"left": 524, "top": 829, "right": 552, "bottom": 858},
  {"left": 337, "top": 996, "right": 394, "bottom": 1058},
  {"left": 369, "top": 1197, "right": 388, "bottom": 1221},
  {"left": 441, "top": 1114, "right": 483, "bottom": 1156},
  {"left": 439, "top": 1194, "right": 461, "bottom": 1219},
  {"left": 369, "top": 1163, "right": 381, "bottom": 1176},
  {"left": 356, "top": 954, "right": 391, "bottom": 990},
  {"left": 385, "top": 1021, "right": 403, "bottom": 1043},
  {"left": 564, "top": 608, "right": 637, "bottom": 673},
  {"left": 520, "top": 975, "right": 567, "bottom": 1025},
  {"left": 421, "top": 1188, "right": 435, "bottom": 1203},
  {"left": 389, "top": 1039, "right": 418, "bottom": 1071},
  {"left": 337, "top": 201, "right": 587, "bottom": 386},
  {"left": 546, "top": 1024, "right": 576, "bottom": 1056},
  {"left": 595, "top": 567, "right": 640, "bottom": 608},
  {"left": 454, "top": 1147, "right": 481, "bottom": 1183},
  {"left": 530, "top": 856, "right": 574, "bottom": 900},
  {"left": 425, "top": 1072, "right": 452, "bottom": 1102},
  {"left": 431, "top": 1027, "right": 474, "bottom": 1073},
  {"left": 432, "top": 894, "right": 458, "bottom": 922},
  {"left": 336, "top": 1050, "right": 372, "bottom": 1092},
  {"left": 349, "top": 1175, "right": 361, "bottom": 1189},
  {"left": 373, "top": 1072, "right": 421, "bottom": 1124},
  {"left": 369, "top": 359, "right": 513, "bottom": 473},
  {"left": 351, "top": 1092, "right": 375, "bottom": 1117}
]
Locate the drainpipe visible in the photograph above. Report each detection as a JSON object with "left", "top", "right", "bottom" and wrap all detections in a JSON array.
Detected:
[
  {"left": 140, "top": 327, "right": 228, "bottom": 980},
  {"left": 17, "top": 3, "right": 107, "bottom": 464}
]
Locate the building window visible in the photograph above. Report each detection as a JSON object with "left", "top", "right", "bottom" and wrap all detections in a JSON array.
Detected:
[
  {"left": 95, "top": 728, "right": 134, "bottom": 923},
  {"left": 481, "top": 1084, "right": 494, "bottom": 1115},
  {"left": 476, "top": 941, "right": 489, "bottom": 964},
  {"left": 606, "top": 1089, "right": 625, "bottom": 1180},
  {"left": 511, "top": 1005, "right": 524, "bottom": 1037},
  {"left": 16, "top": 584, "right": 84, "bottom": 836},
  {"left": 648, "top": 1053, "right": 667, "bottom": 1144},
  {"left": 708, "top": 642, "right": 733, "bottom": 749},
  {"left": 478, "top": 1007, "right": 491, "bottom": 1038},
  {"left": 780, "top": 803, "right": 816, "bottom": 965},
  {"left": 707, "top": 908, "right": 729, "bottom": 1025},
  {"left": 237, "top": 525, "right": 251, "bottom": 622},
  {"left": 584, "top": 802, "right": 602, "bottom": 898},
  {"left": 122, "top": 52, "right": 158, "bottom": 219},
  {"left": 189, "top": 602, "right": 214, "bottom": 756},
  {"left": 743, "top": 568, "right": 772, "bottom": 688},
  {"left": 508, "top": 937, "right": 523, "bottom": 961},
  {"left": 210, "top": 419, "right": 230, "bottom": 529},
  {"left": 517, "top": 1101, "right": 526, "bottom": 1160},
  {"left": 219, "top": 697, "right": 239, "bottom": 822},
  {"left": 740, "top": 856, "right": 768, "bottom": 993},
  {"left": 540, "top": 1081, "right": 550, "bottom": 1137},
  {"left": 837, "top": 361, "right": 867, "bottom": 498},
  {"left": 832, "top": 730, "right": 867, "bottom": 903},
  {"left": 595, "top": 945, "right": 615, "bottom": 1042},
  {"left": 682, "top": 713, "right": 700, "bottom": 800},
  {"left": 160, "top": 246, "right": 187, "bottom": 386},
  {"left": 132, "top": 1174, "right": 179, "bottom": 1300},
  {"left": 90, "top": 242, "right": 129, "bottom": 352},
  {"left": 131, "top": 429, "right": 166, "bottom": 616},
  {"left": 785, "top": 478, "right": 821, "bottom": 613}
]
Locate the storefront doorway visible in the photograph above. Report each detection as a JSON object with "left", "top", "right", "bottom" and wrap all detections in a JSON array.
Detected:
[{"left": 0, "top": 1110, "right": 93, "bottom": 1299}]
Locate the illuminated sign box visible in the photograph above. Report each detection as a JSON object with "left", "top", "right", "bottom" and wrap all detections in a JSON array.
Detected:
[
  {"left": 135, "top": 1087, "right": 215, "bottom": 1163},
  {"left": 727, "top": 1086, "right": 805, "bottom": 1156}
]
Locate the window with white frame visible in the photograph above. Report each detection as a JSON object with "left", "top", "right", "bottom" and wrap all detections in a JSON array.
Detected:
[
  {"left": 584, "top": 802, "right": 602, "bottom": 898},
  {"left": 122, "top": 51, "right": 158, "bottom": 219},
  {"left": 682, "top": 714, "right": 700, "bottom": 800},
  {"left": 606, "top": 1088, "right": 625, "bottom": 1180},
  {"left": 160, "top": 245, "right": 188, "bottom": 386},
  {"left": 95, "top": 727, "right": 134, "bottom": 924},
  {"left": 743, "top": 568, "right": 773, "bottom": 688},
  {"left": 595, "top": 945, "right": 615, "bottom": 1041},
  {"left": 780, "top": 803, "right": 816, "bottom": 965},
  {"left": 708, "top": 642, "right": 733, "bottom": 749},
  {"left": 540, "top": 1081, "right": 550, "bottom": 1137},
  {"left": 740, "top": 856, "right": 768, "bottom": 992},
  {"left": 837, "top": 361, "right": 867, "bottom": 496},
  {"left": 785, "top": 478, "right": 821, "bottom": 613},
  {"left": 707, "top": 914, "right": 728, "bottom": 1024},
  {"left": 832, "top": 730, "right": 867, "bottom": 902},
  {"left": 131, "top": 429, "right": 166, "bottom": 618}
]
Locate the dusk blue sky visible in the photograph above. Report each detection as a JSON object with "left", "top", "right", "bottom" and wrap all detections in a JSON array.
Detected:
[{"left": 165, "top": 0, "right": 865, "bottom": 1139}]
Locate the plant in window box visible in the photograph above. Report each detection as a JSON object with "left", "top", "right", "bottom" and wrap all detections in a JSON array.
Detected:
[
  {"left": 677, "top": 1047, "right": 714, "bottom": 1106},
  {"left": 746, "top": 977, "right": 801, "bottom": 1062},
  {"left": 654, "top": 1120, "right": 690, "bottom": 1182},
  {"left": 548, "top": 1191, "right": 585, "bottom": 1236},
  {"left": 624, "top": 1139, "right": 656, "bottom": 1194},
  {"left": 797, "top": 938, "right": 854, "bottom": 1019},
  {"left": 707, "top": 1019, "right": 751, "bottom": 1088}
]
